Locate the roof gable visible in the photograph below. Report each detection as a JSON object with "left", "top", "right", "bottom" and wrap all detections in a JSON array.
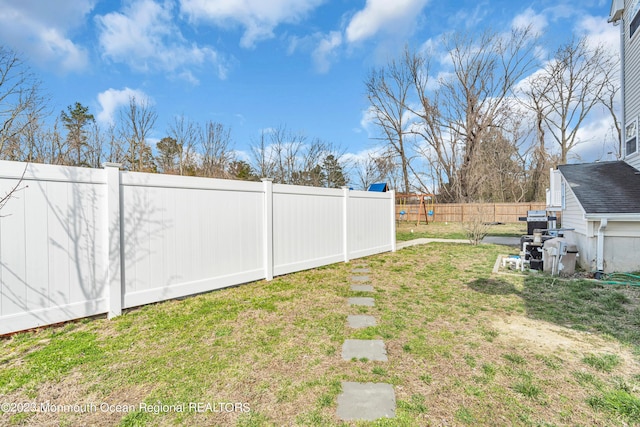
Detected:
[{"left": 559, "top": 161, "right": 640, "bottom": 214}]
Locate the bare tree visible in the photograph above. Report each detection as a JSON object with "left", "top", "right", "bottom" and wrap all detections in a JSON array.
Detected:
[
  {"left": 526, "top": 36, "right": 618, "bottom": 164},
  {"left": 105, "top": 122, "right": 126, "bottom": 165},
  {"left": 249, "top": 125, "right": 347, "bottom": 187},
  {"left": 405, "top": 47, "right": 460, "bottom": 200},
  {"left": 250, "top": 129, "right": 276, "bottom": 179},
  {"left": 86, "top": 121, "right": 105, "bottom": 168},
  {"left": 118, "top": 96, "right": 157, "bottom": 172},
  {"left": 250, "top": 125, "right": 307, "bottom": 184},
  {"left": 168, "top": 114, "right": 198, "bottom": 175},
  {"left": 436, "top": 27, "right": 538, "bottom": 201},
  {"left": 0, "top": 46, "right": 47, "bottom": 160},
  {"left": 354, "top": 151, "right": 398, "bottom": 190},
  {"left": 401, "top": 28, "right": 537, "bottom": 202},
  {"left": 200, "top": 121, "right": 235, "bottom": 178},
  {"left": 365, "top": 49, "right": 414, "bottom": 193},
  {"left": 598, "top": 74, "right": 622, "bottom": 160}
]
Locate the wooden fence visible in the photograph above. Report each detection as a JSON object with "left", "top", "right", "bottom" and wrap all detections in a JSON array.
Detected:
[{"left": 396, "top": 202, "right": 547, "bottom": 224}]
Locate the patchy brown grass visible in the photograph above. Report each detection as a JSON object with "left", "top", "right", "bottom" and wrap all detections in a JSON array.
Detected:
[{"left": 1, "top": 243, "right": 639, "bottom": 426}]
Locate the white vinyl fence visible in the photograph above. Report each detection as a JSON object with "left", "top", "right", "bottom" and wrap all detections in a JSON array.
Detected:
[{"left": 0, "top": 160, "right": 395, "bottom": 335}]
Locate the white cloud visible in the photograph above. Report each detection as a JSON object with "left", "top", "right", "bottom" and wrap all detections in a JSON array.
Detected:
[
  {"left": 512, "top": 7, "right": 548, "bottom": 35},
  {"left": 312, "top": 31, "right": 343, "bottom": 73},
  {"left": 575, "top": 14, "right": 620, "bottom": 52},
  {"left": 0, "top": 0, "right": 93, "bottom": 72},
  {"left": 96, "top": 87, "right": 151, "bottom": 125},
  {"left": 447, "top": 1, "right": 489, "bottom": 30},
  {"left": 96, "top": 0, "right": 227, "bottom": 81},
  {"left": 179, "top": 0, "right": 325, "bottom": 48},
  {"left": 572, "top": 107, "right": 620, "bottom": 162},
  {"left": 359, "top": 106, "right": 379, "bottom": 139},
  {"left": 345, "top": 0, "right": 430, "bottom": 44}
]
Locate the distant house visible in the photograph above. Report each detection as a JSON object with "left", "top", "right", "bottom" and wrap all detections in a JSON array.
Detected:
[{"left": 546, "top": 0, "right": 640, "bottom": 273}]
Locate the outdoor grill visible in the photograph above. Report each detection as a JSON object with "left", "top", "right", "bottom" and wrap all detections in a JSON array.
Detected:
[{"left": 519, "top": 210, "right": 548, "bottom": 235}]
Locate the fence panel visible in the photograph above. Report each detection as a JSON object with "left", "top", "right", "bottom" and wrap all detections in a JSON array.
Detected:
[
  {"left": 0, "top": 161, "right": 395, "bottom": 335},
  {"left": 119, "top": 172, "right": 266, "bottom": 309},
  {"left": 272, "top": 185, "right": 344, "bottom": 276},
  {"left": 0, "top": 162, "right": 108, "bottom": 335},
  {"left": 348, "top": 191, "right": 395, "bottom": 259},
  {"left": 396, "top": 202, "right": 547, "bottom": 223}
]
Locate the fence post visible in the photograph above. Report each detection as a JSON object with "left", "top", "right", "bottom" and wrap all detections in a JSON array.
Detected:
[
  {"left": 262, "top": 179, "right": 274, "bottom": 281},
  {"left": 389, "top": 190, "right": 397, "bottom": 252},
  {"left": 104, "top": 163, "right": 123, "bottom": 319},
  {"left": 342, "top": 186, "right": 350, "bottom": 262}
]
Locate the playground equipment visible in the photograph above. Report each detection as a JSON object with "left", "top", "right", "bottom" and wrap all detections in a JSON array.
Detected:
[{"left": 396, "top": 193, "right": 435, "bottom": 225}]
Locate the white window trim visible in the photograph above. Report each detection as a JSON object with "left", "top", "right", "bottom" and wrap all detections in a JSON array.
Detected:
[
  {"left": 625, "top": 117, "right": 638, "bottom": 157},
  {"left": 631, "top": 0, "right": 640, "bottom": 39}
]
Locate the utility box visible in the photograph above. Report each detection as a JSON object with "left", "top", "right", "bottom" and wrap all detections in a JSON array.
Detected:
[{"left": 543, "top": 238, "right": 578, "bottom": 276}]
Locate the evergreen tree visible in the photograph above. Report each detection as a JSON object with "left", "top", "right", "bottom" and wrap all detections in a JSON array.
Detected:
[
  {"left": 323, "top": 154, "right": 346, "bottom": 188},
  {"left": 60, "top": 102, "right": 94, "bottom": 166}
]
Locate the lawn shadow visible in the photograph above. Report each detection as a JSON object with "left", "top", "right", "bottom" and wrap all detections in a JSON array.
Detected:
[
  {"left": 468, "top": 275, "right": 640, "bottom": 349},
  {"left": 467, "top": 277, "right": 519, "bottom": 295}
]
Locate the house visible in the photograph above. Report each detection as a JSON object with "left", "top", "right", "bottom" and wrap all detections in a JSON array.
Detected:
[{"left": 546, "top": 0, "right": 640, "bottom": 273}]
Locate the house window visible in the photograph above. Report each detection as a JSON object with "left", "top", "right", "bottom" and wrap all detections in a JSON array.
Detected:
[
  {"left": 626, "top": 119, "right": 638, "bottom": 156},
  {"left": 631, "top": 0, "right": 640, "bottom": 38}
]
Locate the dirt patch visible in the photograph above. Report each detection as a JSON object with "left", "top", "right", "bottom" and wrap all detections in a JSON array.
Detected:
[{"left": 492, "top": 316, "right": 638, "bottom": 366}]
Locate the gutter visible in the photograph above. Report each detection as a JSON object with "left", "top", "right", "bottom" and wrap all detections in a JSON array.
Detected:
[
  {"left": 585, "top": 213, "right": 640, "bottom": 221},
  {"left": 596, "top": 218, "right": 608, "bottom": 272}
]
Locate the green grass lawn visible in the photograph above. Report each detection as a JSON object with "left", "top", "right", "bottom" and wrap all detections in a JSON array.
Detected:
[
  {"left": 2, "top": 242, "right": 639, "bottom": 426},
  {"left": 395, "top": 221, "right": 526, "bottom": 241}
]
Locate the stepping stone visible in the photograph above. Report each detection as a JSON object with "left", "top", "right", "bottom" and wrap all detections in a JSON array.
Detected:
[
  {"left": 351, "top": 275, "right": 370, "bottom": 282},
  {"left": 347, "top": 315, "right": 377, "bottom": 328},
  {"left": 336, "top": 382, "right": 395, "bottom": 421},
  {"left": 352, "top": 268, "right": 371, "bottom": 273},
  {"left": 342, "top": 339, "right": 387, "bottom": 361},
  {"left": 351, "top": 284, "right": 374, "bottom": 292},
  {"left": 348, "top": 297, "right": 374, "bottom": 307}
]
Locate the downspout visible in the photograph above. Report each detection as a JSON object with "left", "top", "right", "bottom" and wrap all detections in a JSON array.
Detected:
[
  {"left": 596, "top": 218, "right": 608, "bottom": 273},
  {"left": 619, "top": 15, "right": 626, "bottom": 159}
]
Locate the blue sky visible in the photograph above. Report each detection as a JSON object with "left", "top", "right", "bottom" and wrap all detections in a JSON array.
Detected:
[{"left": 0, "top": 0, "right": 619, "bottom": 167}]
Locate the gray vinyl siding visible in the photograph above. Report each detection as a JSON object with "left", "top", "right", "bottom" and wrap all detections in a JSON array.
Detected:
[{"left": 624, "top": 0, "right": 640, "bottom": 166}]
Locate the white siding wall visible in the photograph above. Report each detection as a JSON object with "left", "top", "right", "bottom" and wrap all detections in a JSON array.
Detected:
[
  {"left": 560, "top": 181, "right": 587, "bottom": 235},
  {"left": 624, "top": 0, "right": 640, "bottom": 168},
  {"left": 559, "top": 177, "right": 594, "bottom": 270},
  {"left": 0, "top": 161, "right": 395, "bottom": 335}
]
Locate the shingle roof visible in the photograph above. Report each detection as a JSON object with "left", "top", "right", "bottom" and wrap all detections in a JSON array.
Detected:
[{"left": 558, "top": 161, "right": 640, "bottom": 214}]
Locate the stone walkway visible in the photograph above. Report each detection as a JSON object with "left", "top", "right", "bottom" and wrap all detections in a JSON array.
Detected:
[{"left": 336, "top": 261, "right": 396, "bottom": 421}]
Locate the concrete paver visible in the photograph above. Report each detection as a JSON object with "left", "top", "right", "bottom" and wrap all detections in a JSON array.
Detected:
[
  {"left": 342, "top": 339, "right": 387, "bottom": 361},
  {"left": 348, "top": 297, "right": 374, "bottom": 306},
  {"left": 336, "top": 382, "right": 396, "bottom": 421},
  {"left": 347, "top": 315, "right": 377, "bottom": 328},
  {"left": 350, "top": 284, "right": 373, "bottom": 292}
]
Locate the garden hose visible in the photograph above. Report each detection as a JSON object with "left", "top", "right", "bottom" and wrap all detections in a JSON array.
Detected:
[{"left": 595, "top": 272, "right": 640, "bottom": 287}]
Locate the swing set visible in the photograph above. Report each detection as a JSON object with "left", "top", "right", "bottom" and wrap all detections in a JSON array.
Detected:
[{"left": 396, "top": 193, "right": 435, "bottom": 225}]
